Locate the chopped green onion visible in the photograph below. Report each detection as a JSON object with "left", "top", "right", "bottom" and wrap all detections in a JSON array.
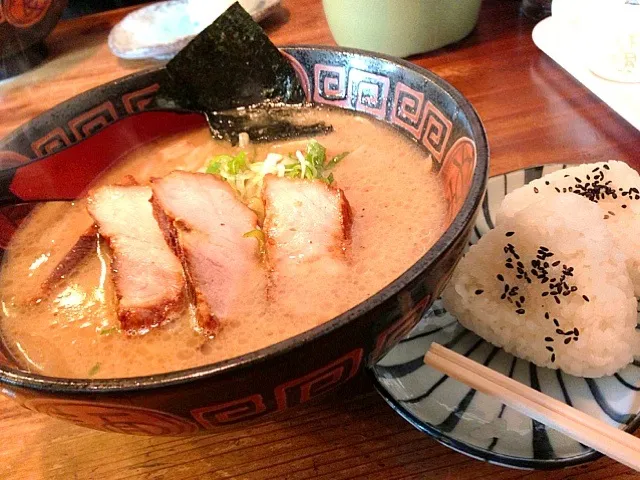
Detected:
[
  {"left": 206, "top": 161, "right": 222, "bottom": 174},
  {"left": 326, "top": 172, "right": 335, "bottom": 185},
  {"left": 98, "top": 326, "right": 117, "bottom": 336},
  {"left": 204, "top": 140, "right": 349, "bottom": 213},
  {"left": 305, "top": 140, "right": 326, "bottom": 169},
  {"left": 327, "top": 152, "right": 349, "bottom": 168},
  {"left": 88, "top": 363, "right": 101, "bottom": 377},
  {"left": 243, "top": 229, "right": 266, "bottom": 254},
  {"left": 228, "top": 151, "right": 247, "bottom": 175}
]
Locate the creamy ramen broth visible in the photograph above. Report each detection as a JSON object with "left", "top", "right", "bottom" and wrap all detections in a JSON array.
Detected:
[{"left": 0, "top": 107, "right": 446, "bottom": 378}]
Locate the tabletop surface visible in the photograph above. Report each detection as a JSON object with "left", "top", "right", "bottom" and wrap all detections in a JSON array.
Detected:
[{"left": 1, "top": 0, "right": 639, "bottom": 479}]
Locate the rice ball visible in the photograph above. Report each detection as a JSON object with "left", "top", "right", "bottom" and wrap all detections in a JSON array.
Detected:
[
  {"left": 497, "top": 161, "right": 640, "bottom": 295},
  {"left": 443, "top": 194, "right": 637, "bottom": 377}
]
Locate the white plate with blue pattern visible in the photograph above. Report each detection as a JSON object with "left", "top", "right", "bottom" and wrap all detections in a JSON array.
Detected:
[{"left": 371, "top": 165, "right": 640, "bottom": 470}]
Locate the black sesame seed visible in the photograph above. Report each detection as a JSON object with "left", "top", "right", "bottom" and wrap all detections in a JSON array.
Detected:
[
  {"left": 545, "top": 337, "right": 553, "bottom": 342},
  {"left": 608, "top": 211, "right": 615, "bottom": 216},
  {"left": 475, "top": 289, "right": 484, "bottom": 295},
  {"left": 582, "top": 295, "right": 590, "bottom": 302},
  {"left": 520, "top": 296, "right": 525, "bottom": 303},
  {"left": 545, "top": 181, "right": 550, "bottom": 185},
  {"left": 554, "top": 296, "right": 561, "bottom": 304},
  {"left": 555, "top": 187, "right": 561, "bottom": 193},
  {"left": 603, "top": 164, "right": 610, "bottom": 170},
  {"left": 546, "top": 346, "right": 554, "bottom": 352},
  {"left": 515, "top": 301, "right": 522, "bottom": 308},
  {"left": 516, "top": 308, "right": 525, "bottom": 314},
  {"left": 556, "top": 329, "right": 564, "bottom": 334},
  {"left": 542, "top": 292, "right": 549, "bottom": 297},
  {"left": 497, "top": 274, "right": 504, "bottom": 281},
  {"left": 604, "top": 215, "right": 609, "bottom": 220},
  {"left": 554, "top": 319, "right": 560, "bottom": 327},
  {"left": 574, "top": 328, "right": 579, "bottom": 336},
  {"left": 506, "top": 231, "right": 515, "bottom": 237},
  {"left": 545, "top": 312, "right": 550, "bottom": 319},
  {"left": 575, "top": 177, "right": 582, "bottom": 183},
  {"left": 551, "top": 353, "right": 556, "bottom": 362},
  {"left": 552, "top": 261, "right": 561, "bottom": 267},
  {"left": 534, "top": 187, "right": 539, "bottom": 193},
  {"left": 564, "top": 338, "right": 572, "bottom": 345},
  {"left": 622, "top": 204, "right": 628, "bottom": 209}
]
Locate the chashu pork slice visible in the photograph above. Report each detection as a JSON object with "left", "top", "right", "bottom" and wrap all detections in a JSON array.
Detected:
[
  {"left": 87, "top": 185, "right": 187, "bottom": 332},
  {"left": 151, "top": 171, "right": 267, "bottom": 334},
  {"left": 262, "top": 176, "right": 353, "bottom": 320},
  {"left": 263, "top": 176, "right": 352, "bottom": 267},
  {"left": 4, "top": 201, "right": 97, "bottom": 304}
]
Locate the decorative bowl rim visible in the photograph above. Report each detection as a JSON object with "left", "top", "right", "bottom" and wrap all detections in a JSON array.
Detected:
[{"left": 0, "top": 45, "right": 489, "bottom": 393}]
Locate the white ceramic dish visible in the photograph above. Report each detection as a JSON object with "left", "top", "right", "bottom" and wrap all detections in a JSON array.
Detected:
[
  {"left": 108, "top": 0, "right": 281, "bottom": 61},
  {"left": 372, "top": 164, "right": 640, "bottom": 470},
  {"left": 532, "top": 17, "right": 640, "bottom": 132}
]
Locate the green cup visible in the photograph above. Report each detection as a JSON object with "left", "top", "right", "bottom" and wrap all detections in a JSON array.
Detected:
[{"left": 322, "top": 0, "right": 482, "bottom": 58}]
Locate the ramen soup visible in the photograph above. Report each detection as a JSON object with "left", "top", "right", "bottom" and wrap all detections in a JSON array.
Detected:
[{"left": 0, "top": 107, "right": 446, "bottom": 378}]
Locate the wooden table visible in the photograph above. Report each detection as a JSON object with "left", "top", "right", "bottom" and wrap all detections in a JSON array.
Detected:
[{"left": 1, "top": 1, "right": 639, "bottom": 479}]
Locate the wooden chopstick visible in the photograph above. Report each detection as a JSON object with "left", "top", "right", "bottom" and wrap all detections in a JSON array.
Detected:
[{"left": 424, "top": 343, "right": 640, "bottom": 471}]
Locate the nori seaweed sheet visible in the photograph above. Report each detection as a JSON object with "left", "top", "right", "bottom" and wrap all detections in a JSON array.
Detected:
[
  {"left": 206, "top": 107, "right": 333, "bottom": 145},
  {"left": 157, "top": 2, "right": 331, "bottom": 143}
]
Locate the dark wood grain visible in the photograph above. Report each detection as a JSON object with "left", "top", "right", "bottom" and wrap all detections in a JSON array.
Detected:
[{"left": 1, "top": 0, "right": 640, "bottom": 478}]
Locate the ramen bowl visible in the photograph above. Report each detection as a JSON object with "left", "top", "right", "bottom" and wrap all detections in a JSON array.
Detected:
[{"left": 0, "top": 46, "right": 488, "bottom": 436}]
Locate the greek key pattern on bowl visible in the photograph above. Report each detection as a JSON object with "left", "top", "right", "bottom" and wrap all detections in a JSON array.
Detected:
[
  {"left": 29, "top": 83, "right": 160, "bottom": 158},
  {"left": 23, "top": 398, "right": 201, "bottom": 436},
  {"left": 191, "top": 394, "right": 268, "bottom": 427},
  {"left": 422, "top": 102, "right": 453, "bottom": 163},
  {"left": 10, "top": 348, "right": 364, "bottom": 434},
  {"left": 191, "top": 348, "right": 363, "bottom": 430},
  {"left": 30, "top": 127, "right": 72, "bottom": 157},
  {"left": 122, "top": 83, "right": 160, "bottom": 114},
  {"left": 68, "top": 101, "right": 119, "bottom": 141},
  {"left": 313, "top": 65, "right": 348, "bottom": 106},
  {"left": 312, "top": 64, "right": 457, "bottom": 165}
]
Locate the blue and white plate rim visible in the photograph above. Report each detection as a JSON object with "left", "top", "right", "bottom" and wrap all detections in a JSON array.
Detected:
[{"left": 370, "top": 163, "right": 640, "bottom": 470}]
